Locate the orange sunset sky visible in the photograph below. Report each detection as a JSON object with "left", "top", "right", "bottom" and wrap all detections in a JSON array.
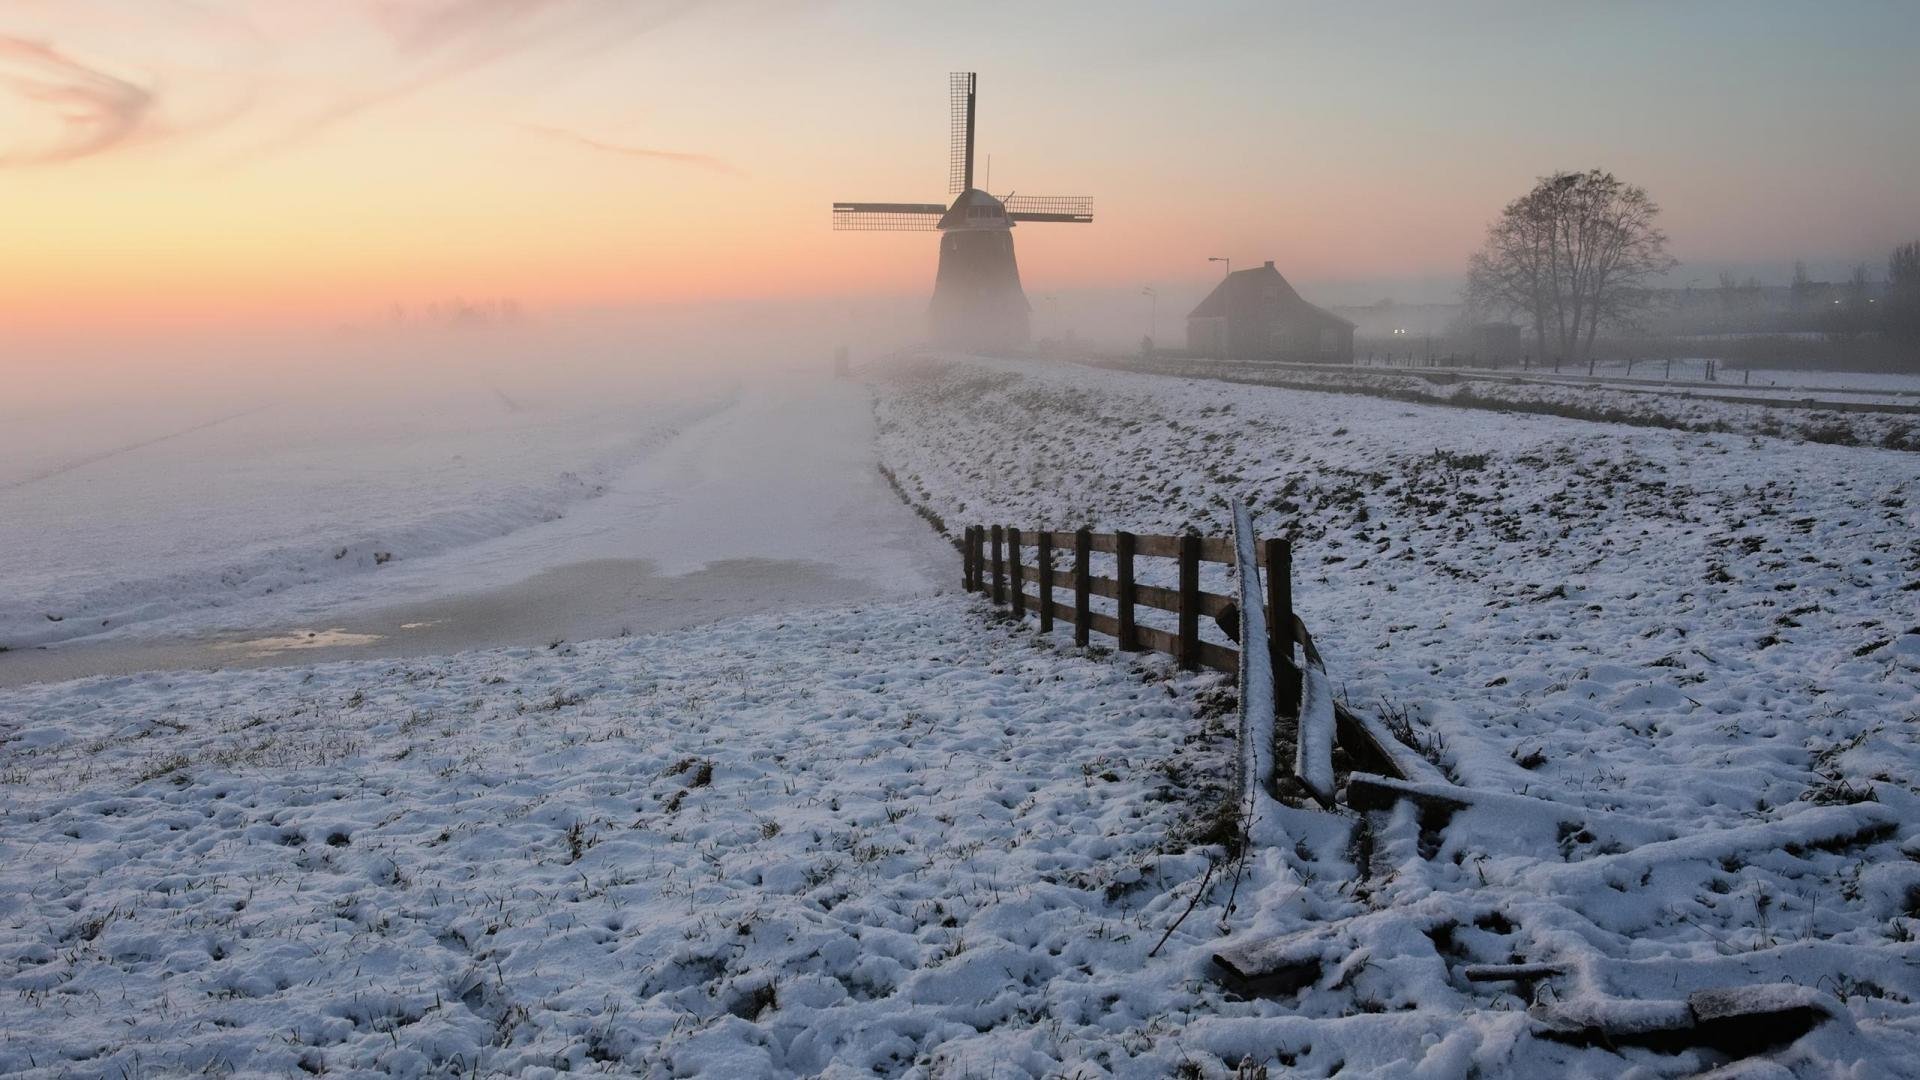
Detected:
[{"left": 3, "top": 0, "right": 1918, "bottom": 337}]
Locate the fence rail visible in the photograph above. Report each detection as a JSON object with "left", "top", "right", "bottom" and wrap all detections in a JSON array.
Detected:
[
  {"left": 963, "top": 518, "right": 1427, "bottom": 810},
  {"left": 962, "top": 523, "right": 1308, "bottom": 714}
]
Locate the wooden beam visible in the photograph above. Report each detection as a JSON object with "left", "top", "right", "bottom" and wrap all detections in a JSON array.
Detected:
[
  {"left": 1178, "top": 533, "right": 1201, "bottom": 671},
  {"left": 990, "top": 525, "right": 1004, "bottom": 605},
  {"left": 1033, "top": 530, "right": 1240, "bottom": 564},
  {"left": 1037, "top": 531, "right": 1054, "bottom": 632},
  {"left": 1197, "top": 641, "right": 1238, "bottom": 674},
  {"left": 1115, "top": 531, "right": 1138, "bottom": 651},
  {"left": 1008, "top": 527, "right": 1025, "bottom": 618},
  {"left": 1073, "top": 528, "right": 1091, "bottom": 647},
  {"left": 1266, "top": 537, "right": 1299, "bottom": 719},
  {"left": 1134, "top": 623, "right": 1178, "bottom": 657}
]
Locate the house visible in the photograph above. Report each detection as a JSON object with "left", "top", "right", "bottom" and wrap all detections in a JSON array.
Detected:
[{"left": 1186, "top": 261, "right": 1354, "bottom": 362}]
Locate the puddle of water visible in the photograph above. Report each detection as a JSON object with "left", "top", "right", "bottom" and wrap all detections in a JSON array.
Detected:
[
  {"left": 0, "top": 556, "right": 907, "bottom": 688},
  {"left": 217, "top": 628, "right": 386, "bottom": 656}
]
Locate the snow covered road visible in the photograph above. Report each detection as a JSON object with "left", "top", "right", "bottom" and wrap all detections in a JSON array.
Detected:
[{"left": 1, "top": 377, "right": 955, "bottom": 686}]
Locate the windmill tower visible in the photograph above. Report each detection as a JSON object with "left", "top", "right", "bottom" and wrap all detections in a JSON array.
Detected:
[{"left": 833, "top": 73, "right": 1093, "bottom": 350}]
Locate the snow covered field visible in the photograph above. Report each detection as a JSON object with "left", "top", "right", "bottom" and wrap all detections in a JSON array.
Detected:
[
  {"left": 4, "top": 352, "right": 1919, "bottom": 1076},
  {"left": 1363, "top": 358, "right": 1920, "bottom": 399},
  {"left": 0, "top": 383, "right": 732, "bottom": 649},
  {"left": 1121, "top": 359, "right": 1920, "bottom": 449},
  {"left": 1698, "top": 368, "right": 1920, "bottom": 395},
  {"left": 867, "top": 355, "right": 1920, "bottom": 1075},
  {"left": 0, "top": 601, "right": 1248, "bottom": 1077}
]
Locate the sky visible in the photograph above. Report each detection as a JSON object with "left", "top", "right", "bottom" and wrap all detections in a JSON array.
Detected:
[{"left": 2, "top": 0, "right": 1917, "bottom": 341}]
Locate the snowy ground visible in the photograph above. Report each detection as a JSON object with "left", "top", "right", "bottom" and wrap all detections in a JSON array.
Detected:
[
  {"left": 1114, "top": 358, "right": 1920, "bottom": 449},
  {"left": 4, "top": 353, "right": 1918, "bottom": 1076},
  {"left": 1355, "top": 358, "right": 1920, "bottom": 400},
  {"left": 0, "top": 600, "right": 1252, "bottom": 1078},
  {"left": 868, "top": 355, "right": 1920, "bottom": 1076}
]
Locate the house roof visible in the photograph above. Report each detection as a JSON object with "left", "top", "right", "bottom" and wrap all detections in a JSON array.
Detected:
[{"left": 1188, "top": 261, "right": 1355, "bottom": 328}]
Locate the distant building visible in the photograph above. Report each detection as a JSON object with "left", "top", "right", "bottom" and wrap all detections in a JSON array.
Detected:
[{"left": 1186, "top": 261, "right": 1354, "bottom": 362}]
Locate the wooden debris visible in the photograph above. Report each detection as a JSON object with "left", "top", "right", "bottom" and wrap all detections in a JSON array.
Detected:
[
  {"left": 1211, "top": 928, "right": 1324, "bottom": 997},
  {"left": 1461, "top": 962, "right": 1567, "bottom": 984},
  {"left": 1529, "top": 984, "right": 1836, "bottom": 1058},
  {"left": 1344, "top": 772, "right": 1679, "bottom": 848}
]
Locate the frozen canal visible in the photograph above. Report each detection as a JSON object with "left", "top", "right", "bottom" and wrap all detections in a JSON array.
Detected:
[{"left": 0, "top": 377, "right": 954, "bottom": 686}]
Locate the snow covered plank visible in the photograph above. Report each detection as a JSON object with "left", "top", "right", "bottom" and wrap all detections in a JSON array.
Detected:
[
  {"left": 1293, "top": 662, "right": 1336, "bottom": 806},
  {"left": 1527, "top": 803, "right": 1897, "bottom": 894},
  {"left": 1530, "top": 984, "right": 1837, "bottom": 1058},
  {"left": 1333, "top": 704, "right": 1450, "bottom": 786},
  {"left": 1344, "top": 772, "right": 1679, "bottom": 848},
  {"left": 1231, "top": 500, "right": 1278, "bottom": 816}
]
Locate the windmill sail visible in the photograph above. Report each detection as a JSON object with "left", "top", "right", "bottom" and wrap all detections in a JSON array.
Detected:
[
  {"left": 832, "top": 202, "right": 944, "bottom": 231},
  {"left": 1003, "top": 195, "right": 1094, "bottom": 224},
  {"left": 950, "top": 72, "right": 975, "bottom": 194}
]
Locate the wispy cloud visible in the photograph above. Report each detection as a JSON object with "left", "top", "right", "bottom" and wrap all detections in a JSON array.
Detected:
[
  {"left": 226, "top": 0, "right": 708, "bottom": 163},
  {"left": 0, "top": 36, "right": 154, "bottom": 166},
  {"left": 521, "top": 123, "right": 741, "bottom": 175},
  {"left": 369, "top": 0, "right": 575, "bottom": 55}
]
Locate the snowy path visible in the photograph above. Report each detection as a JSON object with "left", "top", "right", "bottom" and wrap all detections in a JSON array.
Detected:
[{"left": 0, "top": 378, "right": 954, "bottom": 686}]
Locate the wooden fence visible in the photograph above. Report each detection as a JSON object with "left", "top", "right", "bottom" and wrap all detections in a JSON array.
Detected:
[{"left": 960, "top": 524, "right": 1316, "bottom": 721}]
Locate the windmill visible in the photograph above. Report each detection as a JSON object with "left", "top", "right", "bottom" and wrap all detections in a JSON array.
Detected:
[{"left": 833, "top": 72, "right": 1093, "bottom": 350}]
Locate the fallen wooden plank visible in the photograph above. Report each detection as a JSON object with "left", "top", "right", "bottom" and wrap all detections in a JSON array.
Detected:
[
  {"left": 1530, "top": 984, "right": 1836, "bottom": 1058},
  {"left": 1212, "top": 927, "right": 1323, "bottom": 996},
  {"left": 1333, "top": 705, "right": 1449, "bottom": 785},
  {"left": 1345, "top": 773, "right": 1473, "bottom": 815},
  {"left": 1294, "top": 664, "right": 1336, "bottom": 806},
  {"left": 1461, "top": 962, "right": 1567, "bottom": 984},
  {"left": 1529, "top": 803, "right": 1896, "bottom": 894},
  {"left": 1345, "top": 772, "right": 1680, "bottom": 849}
]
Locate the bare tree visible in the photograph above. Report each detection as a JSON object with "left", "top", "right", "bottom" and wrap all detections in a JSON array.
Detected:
[
  {"left": 1890, "top": 240, "right": 1920, "bottom": 341},
  {"left": 1467, "top": 170, "right": 1677, "bottom": 363}
]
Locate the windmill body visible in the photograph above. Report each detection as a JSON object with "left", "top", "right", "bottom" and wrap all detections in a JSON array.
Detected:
[{"left": 834, "top": 73, "right": 1092, "bottom": 351}]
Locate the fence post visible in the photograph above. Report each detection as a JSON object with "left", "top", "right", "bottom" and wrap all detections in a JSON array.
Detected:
[
  {"left": 1177, "top": 532, "right": 1200, "bottom": 671},
  {"left": 1038, "top": 531, "right": 1054, "bottom": 632},
  {"left": 1074, "top": 527, "right": 1091, "bottom": 647},
  {"left": 1265, "top": 536, "right": 1299, "bottom": 718},
  {"left": 990, "top": 525, "right": 1005, "bottom": 606},
  {"left": 963, "top": 526, "right": 977, "bottom": 591},
  {"left": 1232, "top": 499, "right": 1277, "bottom": 808},
  {"left": 971, "top": 527, "right": 985, "bottom": 594},
  {"left": 1008, "top": 527, "right": 1025, "bottom": 618},
  {"left": 1116, "top": 530, "right": 1139, "bottom": 651}
]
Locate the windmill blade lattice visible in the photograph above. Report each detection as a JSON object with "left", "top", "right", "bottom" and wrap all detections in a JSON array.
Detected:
[
  {"left": 1002, "top": 195, "right": 1094, "bottom": 223},
  {"left": 949, "top": 72, "right": 975, "bottom": 194}
]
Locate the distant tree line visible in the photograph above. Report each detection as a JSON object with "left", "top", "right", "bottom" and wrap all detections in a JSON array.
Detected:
[
  {"left": 1890, "top": 240, "right": 1920, "bottom": 341},
  {"left": 1462, "top": 163, "right": 1920, "bottom": 370}
]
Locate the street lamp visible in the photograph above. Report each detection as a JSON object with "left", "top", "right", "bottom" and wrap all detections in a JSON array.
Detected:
[{"left": 1205, "top": 259, "right": 1233, "bottom": 358}]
